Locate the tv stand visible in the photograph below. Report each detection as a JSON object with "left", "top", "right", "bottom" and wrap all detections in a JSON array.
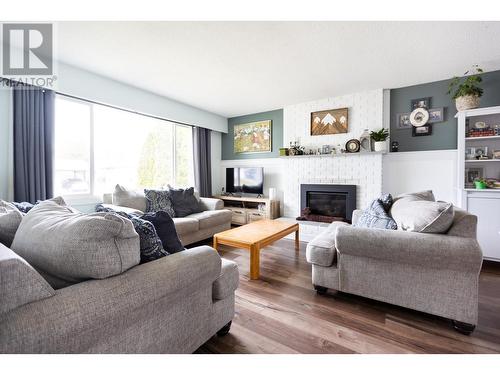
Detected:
[{"left": 214, "top": 195, "right": 280, "bottom": 225}]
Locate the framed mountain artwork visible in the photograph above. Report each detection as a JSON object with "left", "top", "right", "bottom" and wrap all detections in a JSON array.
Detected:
[
  {"left": 310, "top": 108, "right": 348, "bottom": 136},
  {"left": 234, "top": 120, "right": 272, "bottom": 153}
]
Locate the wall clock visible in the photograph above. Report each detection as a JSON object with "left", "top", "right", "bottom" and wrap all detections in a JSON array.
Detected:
[
  {"left": 409, "top": 107, "right": 430, "bottom": 127},
  {"left": 345, "top": 139, "right": 360, "bottom": 153}
]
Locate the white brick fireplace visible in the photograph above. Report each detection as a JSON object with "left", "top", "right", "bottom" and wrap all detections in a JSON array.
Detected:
[{"left": 217, "top": 88, "right": 386, "bottom": 219}]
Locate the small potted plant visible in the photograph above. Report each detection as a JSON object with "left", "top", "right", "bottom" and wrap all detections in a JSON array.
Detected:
[
  {"left": 370, "top": 128, "right": 389, "bottom": 152},
  {"left": 447, "top": 65, "right": 484, "bottom": 111},
  {"left": 474, "top": 177, "right": 488, "bottom": 190}
]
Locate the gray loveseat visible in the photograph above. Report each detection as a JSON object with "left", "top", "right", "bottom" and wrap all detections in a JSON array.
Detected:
[
  {"left": 0, "top": 243, "right": 239, "bottom": 353},
  {"left": 306, "top": 208, "right": 483, "bottom": 334},
  {"left": 102, "top": 193, "right": 232, "bottom": 246}
]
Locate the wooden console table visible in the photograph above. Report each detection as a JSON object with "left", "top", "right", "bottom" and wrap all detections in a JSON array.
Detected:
[
  {"left": 214, "top": 195, "right": 280, "bottom": 225},
  {"left": 213, "top": 219, "right": 299, "bottom": 280}
]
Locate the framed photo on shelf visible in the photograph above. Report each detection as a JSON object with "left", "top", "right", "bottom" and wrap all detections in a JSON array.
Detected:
[
  {"left": 412, "top": 124, "right": 432, "bottom": 136},
  {"left": 465, "top": 167, "right": 484, "bottom": 187}
]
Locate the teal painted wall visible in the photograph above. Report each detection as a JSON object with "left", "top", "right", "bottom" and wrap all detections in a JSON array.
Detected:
[
  {"left": 222, "top": 109, "right": 283, "bottom": 160},
  {"left": 390, "top": 70, "right": 500, "bottom": 152}
]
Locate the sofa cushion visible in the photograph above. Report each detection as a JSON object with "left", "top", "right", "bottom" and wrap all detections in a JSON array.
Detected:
[
  {"left": 355, "top": 194, "right": 397, "bottom": 230},
  {"left": 172, "top": 217, "right": 199, "bottom": 235},
  {"left": 168, "top": 187, "right": 203, "bottom": 217},
  {"left": 99, "top": 203, "right": 144, "bottom": 216},
  {"left": 11, "top": 200, "right": 140, "bottom": 289},
  {"left": 144, "top": 189, "right": 176, "bottom": 217},
  {"left": 185, "top": 210, "right": 232, "bottom": 230},
  {"left": 306, "top": 221, "right": 349, "bottom": 267},
  {"left": 0, "top": 200, "right": 23, "bottom": 247},
  {"left": 391, "top": 200, "right": 455, "bottom": 233},
  {"left": 113, "top": 184, "right": 148, "bottom": 212},
  {"left": 213, "top": 258, "right": 239, "bottom": 300},
  {"left": 0, "top": 243, "right": 55, "bottom": 315},
  {"left": 141, "top": 211, "right": 185, "bottom": 254}
]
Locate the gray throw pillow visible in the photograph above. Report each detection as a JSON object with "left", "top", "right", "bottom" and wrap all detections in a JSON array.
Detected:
[
  {"left": 391, "top": 199, "right": 455, "bottom": 233},
  {"left": 0, "top": 243, "right": 55, "bottom": 314},
  {"left": 113, "top": 184, "right": 147, "bottom": 212},
  {"left": 144, "top": 189, "right": 176, "bottom": 217},
  {"left": 0, "top": 200, "right": 23, "bottom": 247},
  {"left": 393, "top": 190, "right": 435, "bottom": 204},
  {"left": 355, "top": 194, "right": 397, "bottom": 230},
  {"left": 168, "top": 187, "right": 203, "bottom": 218},
  {"left": 11, "top": 200, "right": 140, "bottom": 289}
]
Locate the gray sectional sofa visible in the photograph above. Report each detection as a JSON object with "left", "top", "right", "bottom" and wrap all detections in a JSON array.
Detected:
[
  {"left": 306, "top": 206, "right": 483, "bottom": 334},
  {"left": 0, "top": 198, "right": 239, "bottom": 353},
  {"left": 0, "top": 244, "right": 239, "bottom": 353}
]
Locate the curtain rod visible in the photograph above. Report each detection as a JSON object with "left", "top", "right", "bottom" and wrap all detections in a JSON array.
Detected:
[{"left": 56, "top": 91, "right": 196, "bottom": 129}]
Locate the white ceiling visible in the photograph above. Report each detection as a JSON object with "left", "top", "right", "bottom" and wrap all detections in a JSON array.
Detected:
[{"left": 54, "top": 21, "right": 500, "bottom": 118}]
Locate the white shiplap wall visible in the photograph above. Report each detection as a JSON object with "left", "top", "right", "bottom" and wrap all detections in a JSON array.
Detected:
[{"left": 218, "top": 89, "right": 386, "bottom": 218}]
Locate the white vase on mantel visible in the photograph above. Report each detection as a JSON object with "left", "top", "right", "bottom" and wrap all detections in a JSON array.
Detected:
[{"left": 373, "top": 141, "right": 387, "bottom": 153}]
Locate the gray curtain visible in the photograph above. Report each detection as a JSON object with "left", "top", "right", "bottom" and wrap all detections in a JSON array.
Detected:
[
  {"left": 13, "top": 85, "right": 55, "bottom": 203},
  {"left": 192, "top": 126, "right": 212, "bottom": 197}
]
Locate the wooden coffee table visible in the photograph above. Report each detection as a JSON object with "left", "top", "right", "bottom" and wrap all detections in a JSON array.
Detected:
[{"left": 213, "top": 219, "right": 299, "bottom": 280}]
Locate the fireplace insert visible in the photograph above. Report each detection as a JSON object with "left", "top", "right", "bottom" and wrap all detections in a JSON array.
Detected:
[{"left": 299, "top": 184, "right": 356, "bottom": 222}]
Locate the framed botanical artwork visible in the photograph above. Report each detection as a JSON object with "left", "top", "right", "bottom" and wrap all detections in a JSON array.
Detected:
[
  {"left": 311, "top": 108, "right": 348, "bottom": 136},
  {"left": 412, "top": 124, "right": 432, "bottom": 136},
  {"left": 411, "top": 97, "right": 431, "bottom": 110},
  {"left": 233, "top": 120, "right": 272, "bottom": 153},
  {"left": 396, "top": 113, "right": 411, "bottom": 129},
  {"left": 465, "top": 167, "right": 484, "bottom": 187},
  {"left": 428, "top": 107, "right": 444, "bottom": 123}
]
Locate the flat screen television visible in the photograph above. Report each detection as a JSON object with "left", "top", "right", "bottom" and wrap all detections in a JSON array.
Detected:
[{"left": 226, "top": 167, "right": 264, "bottom": 195}]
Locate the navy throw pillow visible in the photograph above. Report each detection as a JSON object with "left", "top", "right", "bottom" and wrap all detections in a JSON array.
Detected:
[
  {"left": 141, "top": 211, "right": 185, "bottom": 254},
  {"left": 167, "top": 187, "right": 202, "bottom": 217},
  {"left": 355, "top": 194, "right": 397, "bottom": 230},
  {"left": 96, "top": 204, "right": 169, "bottom": 263}
]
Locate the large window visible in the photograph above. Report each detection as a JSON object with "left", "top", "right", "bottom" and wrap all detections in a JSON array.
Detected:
[{"left": 54, "top": 95, "right": 194, "bottom": 197}]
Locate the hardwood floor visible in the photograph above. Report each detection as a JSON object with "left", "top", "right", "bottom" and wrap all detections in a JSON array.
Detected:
[{"left": 196, "top": 239, "right": 500, "bottom": 354}]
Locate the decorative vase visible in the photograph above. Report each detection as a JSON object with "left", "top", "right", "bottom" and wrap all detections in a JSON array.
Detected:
[
  {"left": 359, "top": 128, "right": 371, "bottom": 152},
  {"left": 373, "top": 141, "right": 387, "bottom": 153},
  {"left": 455, "top": 95, "right": 480, "bottom": 111},
  {"left": 474, "top": 181, "right": 487, "bottom": 189}
]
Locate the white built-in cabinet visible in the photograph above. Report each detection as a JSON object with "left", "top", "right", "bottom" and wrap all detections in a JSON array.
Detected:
[{"left": 456, "top": 106, "right": 500, "bottom": 261}]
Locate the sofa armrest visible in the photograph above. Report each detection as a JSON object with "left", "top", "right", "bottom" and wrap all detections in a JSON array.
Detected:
[
  {"left": 199, "top": 197, "right": 224, "bottom": 211},
  {"left": 351, "top": 209, "right": 363, "bottom": 225},
  {"left": 99, "top": 203, "right": 144, "bottom": 216},
  {"left": 335, "top": 226, "right": 483, "bottom": 272},
  {"left": 213, "top": 258, "right": 239, "bottom": 300}
]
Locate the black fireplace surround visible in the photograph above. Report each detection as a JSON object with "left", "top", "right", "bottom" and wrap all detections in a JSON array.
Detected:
[{"left": 300, "top": 184, "right": 357, "bottom": 222}]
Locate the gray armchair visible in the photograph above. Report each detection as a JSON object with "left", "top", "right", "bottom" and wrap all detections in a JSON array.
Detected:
[{"left": 306, "top": 208, "right": 483, "bottom": 334}]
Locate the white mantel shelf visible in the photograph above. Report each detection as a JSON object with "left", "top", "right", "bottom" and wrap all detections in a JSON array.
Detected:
[
  {"left": 279, "top": 151, "right": 385, "bottom": 159},
  {"left": 465, "top": 159, "right": 500, "bottom": 163}
]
